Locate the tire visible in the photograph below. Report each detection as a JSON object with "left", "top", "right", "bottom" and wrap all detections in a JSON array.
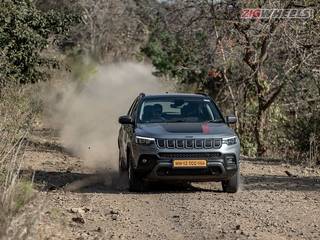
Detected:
[
  {"left": 222, "top": 169, "right": 240, "bottom": 193},
  {"left": 114, "top": 150, "right": 127, "bottom": 190},
  {"left": 128, "top": 154, "right": 147, "bottom": 192},
  {"left": 117, "top": 164, "right": 129, "bottom": 191}
]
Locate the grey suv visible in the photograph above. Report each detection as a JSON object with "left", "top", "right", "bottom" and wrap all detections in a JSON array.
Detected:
[{"left": 118, "top": 93, "right": 240, "bottom": 193}]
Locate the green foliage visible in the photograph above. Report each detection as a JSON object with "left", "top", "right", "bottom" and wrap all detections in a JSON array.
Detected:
[
  {"left": 0, "top": 0, "right": 79, "bottom": 85},
  {"left": 142, "top": 27, "right": 209, "bottom": 84},
  {"left": 286, "top": 112, "right": 320, "bottom": 153}
]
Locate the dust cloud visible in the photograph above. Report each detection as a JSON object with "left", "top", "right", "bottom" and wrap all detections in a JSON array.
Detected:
[{"left": 46, "top": 62, "right": 164, "bottom": 179}]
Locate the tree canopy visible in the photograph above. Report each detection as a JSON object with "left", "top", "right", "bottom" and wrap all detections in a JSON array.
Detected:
[{"left": 0, "top": 0, "right": 79, "bottom": 85}]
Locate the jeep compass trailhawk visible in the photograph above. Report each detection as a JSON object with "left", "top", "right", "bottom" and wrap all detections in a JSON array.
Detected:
[{"left": 118, "top": 93, "right": 240, "bottom": 193}]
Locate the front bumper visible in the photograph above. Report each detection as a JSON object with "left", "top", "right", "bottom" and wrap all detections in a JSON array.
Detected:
[
  {"left": 148, "top": 159, "right": 237, "bottom": 182},
  {"left": 134, "top": 153, "right": 239, "bottom": 182},
  {"left": 131, "top": 140, "right": 240, "bottom": 182}
]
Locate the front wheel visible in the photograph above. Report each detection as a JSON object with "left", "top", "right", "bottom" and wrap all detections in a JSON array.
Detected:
[
  {"left": 222, "top": 169, "right": 240, "bottom": 193},
  {"left": 128, "top": 155, "right": 147, "bottom": 192}
]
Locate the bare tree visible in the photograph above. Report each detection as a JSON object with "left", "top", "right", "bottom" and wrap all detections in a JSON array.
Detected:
[
  {"left": 75, "top": 0, "right": 147, "bottom": 62},
  {"left": 143, "top": 0, "right": 320, "bottom": 157}
]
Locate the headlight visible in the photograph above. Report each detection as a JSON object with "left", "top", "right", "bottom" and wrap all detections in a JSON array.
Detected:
[
  {"left": 135, "top": 136, "right": 155, "bottom": 145},
  {"left": 222, "top": 137, "right": 237, "bottom": 145}
]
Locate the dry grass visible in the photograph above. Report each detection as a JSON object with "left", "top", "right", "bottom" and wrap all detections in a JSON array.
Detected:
[
  {"left": 309, "top": 134, "right": 319, "bottom": 166},
  {"left": 0, "top": 82, "right": 41, "bottom": 239}
]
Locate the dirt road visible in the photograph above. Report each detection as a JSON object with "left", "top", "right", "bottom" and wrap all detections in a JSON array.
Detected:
[{"left": 23, "top": 129, "right": 320, "bottom": 240}]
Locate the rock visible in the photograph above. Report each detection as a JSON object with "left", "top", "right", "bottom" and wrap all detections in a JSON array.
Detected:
[
  {"left": 235, "top": 224, "right": 241, "bottom": 230},
  {"left": 111, "top": 214, "right": 118, "bottom": 220},
  {"left": 110, "top": 210, "right": 119, "bottom": 215},
  {"left": 70, "top": 207, "right": 85, "bottom": 216},
  {"left": 70, "top": 208, "right": 87, "bottom": 224},
  {"left": 284, "top": 170, "right": 297, "bottom": 177},
  {"left": 72, "top": 216, "right": 85, "bottom": 224}
]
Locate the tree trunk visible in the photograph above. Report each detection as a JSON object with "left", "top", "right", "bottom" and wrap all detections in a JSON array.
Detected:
[{"left": 255, "top": 104, "right": 267, "bottom": 157}]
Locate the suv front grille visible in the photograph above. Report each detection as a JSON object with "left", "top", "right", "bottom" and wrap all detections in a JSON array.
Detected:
[
  {"left": 158, "top": 152, "right": 222, "bottom": 159},
  {"left": 156, "top": 138, "right": 222, "bottom": 149}
]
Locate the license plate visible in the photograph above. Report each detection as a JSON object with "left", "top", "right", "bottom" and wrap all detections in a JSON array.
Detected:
[{"left": 173, "top": 160, "right": 207, "bottom": 168}]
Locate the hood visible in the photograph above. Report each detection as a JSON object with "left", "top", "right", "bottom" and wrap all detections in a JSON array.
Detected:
[{"left": 135, "top": 122, "right": 236, "bottom": 138}]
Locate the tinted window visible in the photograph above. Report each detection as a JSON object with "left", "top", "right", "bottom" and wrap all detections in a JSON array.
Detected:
[{"left": 137, "top": 97, "right": 223, "bottom": 123}]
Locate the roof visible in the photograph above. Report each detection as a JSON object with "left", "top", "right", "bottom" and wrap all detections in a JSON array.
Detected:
[{"left": 142, "top": 93, "right": 208, "bottom": 98}]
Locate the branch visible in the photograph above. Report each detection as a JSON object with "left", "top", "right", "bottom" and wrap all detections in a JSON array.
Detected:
[
  {"left": 234, "top": 23, "right": 257, "bottom": 71},
  {"left": 261, "top": 83, "right": 285, "bottom": 111}
]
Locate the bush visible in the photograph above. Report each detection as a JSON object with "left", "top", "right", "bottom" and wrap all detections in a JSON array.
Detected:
[
  {"left": 0, "top": 82, "right": 39, "bottom": 239},
  {"left": 0, "top": 0, "right": 79, "bottom": 86},
  {"left": 285, "top": 112, "right": 320, "bottom": 164}
]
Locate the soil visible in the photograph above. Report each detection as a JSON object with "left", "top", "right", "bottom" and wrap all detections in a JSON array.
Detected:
[{"left": 22, "top": 128, "right": 320, "bottom": 240}]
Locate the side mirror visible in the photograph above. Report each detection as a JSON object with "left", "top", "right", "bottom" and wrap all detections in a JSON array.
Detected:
[
  {"left": 118, "top": 115, "right": 134, "bottom": 125},
  {"left": 226, "top": 115, "right": 237, "bottom": 124}
]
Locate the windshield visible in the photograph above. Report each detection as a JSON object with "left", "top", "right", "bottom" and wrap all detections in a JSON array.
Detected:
[{"left": 137, "top": 97, "right": 224, "bottom": 123}]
